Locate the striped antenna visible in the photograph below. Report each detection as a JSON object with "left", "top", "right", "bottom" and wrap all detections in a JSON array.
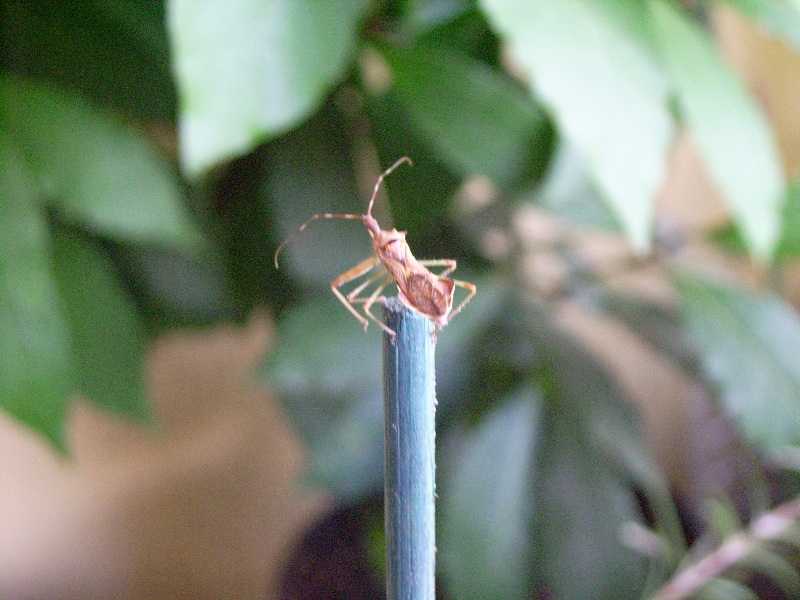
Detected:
[
  {"left": 367, "top": 156, "right": 412, "bottom": 217},
  {"left": 273, "top": 157, "right": 413, "bottom": 268},
  {"left": 274, "top": 212, "right": 365, "bottom": 268}
]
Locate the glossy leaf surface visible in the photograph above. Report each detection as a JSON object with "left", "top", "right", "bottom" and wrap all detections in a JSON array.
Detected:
[
  {"left": 0, "top": 139, "right": 73, "bottom": 448},
  {"left": 650, "top": 0, "right": 785, "bottom": 261},
  {"left": 677, "top": 271, "right": 800, "bottom": 451},
  {"left": 479, "top": 0, "right": 674, "bottom": 251},
  {"left": 382, "top": 42, "right": 550, "bottom": 187},
  {"left": 0, "top": 76, "right": 200, "bottom": 249},
  {"left": 169, "top": 0, "right": 369, "bottom": 175}
]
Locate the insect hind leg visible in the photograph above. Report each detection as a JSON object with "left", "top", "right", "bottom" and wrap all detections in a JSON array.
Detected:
[
  {"left": 419, "top": 258, "right": 457, "bottom": 278},
  {"left": 447, "top": 279, "right": 477, "bottom": 322}
]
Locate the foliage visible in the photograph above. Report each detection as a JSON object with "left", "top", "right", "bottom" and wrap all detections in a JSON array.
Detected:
[{"left": 3, "top": 0, "right": 800, "bottom": 598}]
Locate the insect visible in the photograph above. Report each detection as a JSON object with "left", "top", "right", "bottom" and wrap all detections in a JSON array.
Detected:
[{"left": 274, "top": 157, "right": 476, "bottom": 342}]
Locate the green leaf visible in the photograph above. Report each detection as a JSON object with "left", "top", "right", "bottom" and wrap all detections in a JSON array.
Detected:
[
  {"left": 720, "top": 0, "right": 800, "bottom": 52},
  {"left": 394, "top": 0, "right": 474, "bottom": 38},
  {"left": 599, "top": 290, "right": 698, "bottom": 374},
  {"left": 776, "top": 179, "right": 800, "bottom": 257},
  {"left": 168, "top": 0, "right": 369, "bottom": 176},
  {"left": 264, "top": 296, "right": 384, "bottom": 499},
  {"left": 697, "top": 577, "right": 760, "bottom": 600},
  {"left": 741, "top": 544, "right": 800, "bottom": 597},
  {"left": 50, "top": 221, "right": 150, "bottom": 421},
  {"left": 528, "top": 141, "right": 620, "bottom": 231},
  {"left": 534, "top": 323, "right": 654, "bottom": 600},
  {"left": 435, "top": 276, "right": 516, "bottom": 416},
  {"left": 1, "top": 113, "right": 153, "bottom": 443},
  {"left": 0, "top": 137, "right": 73, "bottom": 449},
  {"left": 440, "top": 307, "right": 661, "bottom": 600},
  {"left": 381, "top": 42, "right": 551, "bottom": 187},
  {"left": 649, "top": 0, "right": 786, "bottom": 261},
  {"left": 111, "top": 243, "right": 232, "bottom": 330},
  {"left": 264, "top": 101, "right": 371, "bottom": 290},
  {"left": 0, "top": 76, "right": 201, "bottom": 249},
  {"left": 364, "top": 92, "right": 464, "bottom": 253},
  {"left": 676, "top": 271, "right": 800, "bottom": 451},
  {"left": 712, "top": 180, "right": 800, "bottom": 259},
  {"left": 479, "top": 0, "right": 674, "bottom": 251},
  {"left": 5, "top": 0, "right": 175, "bottom": 121},
  {"left": 439, "top": 389, "right": 539, "bottom": 600}
]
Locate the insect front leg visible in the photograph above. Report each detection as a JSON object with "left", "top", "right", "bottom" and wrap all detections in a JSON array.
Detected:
[
  {"left": 331, "top": 256, "right": 382, "bottom": 331},
  {"left": 346, "top": 269, "right": 388, "bottom": 304},
  {"left": 348, "top": 273, "right": 397, "bottom": 341},
  {"left": 362, "top": 275, "right": 397, "bottom": 340}
]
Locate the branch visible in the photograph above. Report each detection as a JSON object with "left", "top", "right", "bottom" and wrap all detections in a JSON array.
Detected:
[
  {"left": 382, "top": 299, "right": 436, "bottom": 600},
  {"left": 653, "top": 494, "right": 800, "bottom": 599}
]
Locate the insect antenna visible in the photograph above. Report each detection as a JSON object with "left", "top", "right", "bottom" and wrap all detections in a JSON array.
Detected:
[
  {"left": 366, "top": 156, "right": 412, "bottom": 217},
  {"left": 274, "top": 212, "right": 366, "bottom": 268},
  {"left": 273, "top": 157, "right": 413, "bottom": 269}
]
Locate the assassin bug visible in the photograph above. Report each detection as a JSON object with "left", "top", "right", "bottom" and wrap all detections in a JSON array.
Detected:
[{"left": 273, "top": 157, "right": 476, "bottom": 342}]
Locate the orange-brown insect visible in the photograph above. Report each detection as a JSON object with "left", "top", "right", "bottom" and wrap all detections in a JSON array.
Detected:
[{"left": 274, "top": 157, "right": 476, "bottom": 341}]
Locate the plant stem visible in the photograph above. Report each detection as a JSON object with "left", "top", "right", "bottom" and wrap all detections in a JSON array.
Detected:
[
  {"left": 382, "top": 298, "right": 436, "bottom": 600},
  {"left": 653, "top": 494, "right": 800, "bottom": 599}
]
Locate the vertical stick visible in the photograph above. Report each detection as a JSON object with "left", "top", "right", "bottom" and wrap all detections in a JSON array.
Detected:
[{"left": 382, "top": 298, "right": 436, "bottom": 600}]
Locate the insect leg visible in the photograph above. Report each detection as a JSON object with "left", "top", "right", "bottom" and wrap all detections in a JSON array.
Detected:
[
  {"left": 361, "top": 275, "right": 397, "bottom": 340},
  {"left": 331, "top": 256, "right": 382, "bottom": 331},
  {"left": 347, "top": 271, "right": 394, "bottom": 337},
  {"left": 346, "top": 268, "right": 389, "bottom": 303},
  {"left": 447, "top": 279, "right": 477, "bottom": 322},
  {"left": 347, "top": 273, "right": 396, "bottom": 338},
  {"left": 418, "top": 258, "right": 457, "bottom": 278}
]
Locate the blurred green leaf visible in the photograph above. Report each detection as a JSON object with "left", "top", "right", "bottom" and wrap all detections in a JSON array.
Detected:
[
  {"left": 265, "top": 296, "right": 384, "bottom": 499},
  {"left": 720, "top": 0, "right": 800, "bottom": 52},
  {"left": 676, "top": 271, "right": 800, "bottom": 451},
  {"left": 528, "top": 141, "right": 619, "bottom": 231},
  {"left": 394, "top": 0, "right": 474, "bottom": 38},
  {"left": 168, "top": 0, "right": 369, "bottom": 175},
  {"left": 0, "top": 76, "right": 201, "bottom": 249},
  {"left": 414, "top": 6, "right": 500, "bottom": 62},
  {"left": 264, "top": 100, "right": 371, "bottom": 290},
  {"left": 534, "top": 319, "right": 654, "bottom": 600},
  {"left": 479, "top": 0, "right": 674, "bottom": 251},
  {"left": 650, "top": 0, "right": 785, "bottom": 262},
  {"left": 435, "top": 276, "right": 516, "bottom": 417},
  {"left": 364, "top": 93, "right": 464, "bottom": 256},
  {"left": 381, "top": 41, "right": 550, "bottom": 187},
  {"left": 440, "top": 388, "right": 539, "bottom": 600},
  {"left": 50, "top": 222, "right": 149, "bottom": 421},
  {"left": 712, "top": 222, "right": 751, "bottom": 256},
  {"left": 110, "top": 242, "right": 232, "bottom": 331},
  {"left": 741, "top": 544, "right": 800, "bottom": 596},
  {"left": 0, "top": 70, "right": 191, "bottom": 446},
  {"left": 0, "top": 136, "right": 73, "bottom": 449},
  {"left": 712, "top": 180, "right": 800, "bottom": 259},
  {"left": 697, "top": 577, "right": 760, "bottom": 599},
  {"left": 598, "top": 291, "right": 699, "bottom": 374},
  {"left": 440, "top": 303, "right": 659, "bottom": 599},
  {"left": 776, "top": 179, "right": 800, "bottom": 257},
  {"left": 3, "top": 0, "right": 175, "bottom": 121}
]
